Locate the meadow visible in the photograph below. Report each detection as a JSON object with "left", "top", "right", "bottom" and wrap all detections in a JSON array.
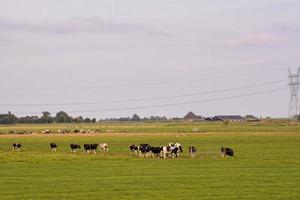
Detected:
[
  {"left": 1, "top": 119, "right": 300, "bottom": 134},
  {"left": 0, "top": 121, "right": 300, "bottom": 199}
]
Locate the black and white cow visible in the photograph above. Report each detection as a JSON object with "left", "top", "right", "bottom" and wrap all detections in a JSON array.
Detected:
[
  {"left": 99, "top": 143, "right": 109, "bottom": 152},
  {"left": 84, "top": 144, "right": 98, "bottom": 154},
  {"left": 70, "top": 144, "right": 81, "bottom": 153},
  {"left": 161, "top": 143, "right": 183, "bottom": 158},
  {"left": 221, "top": 147, "right": 234, "bottom": 157},
  {"left": 162, "top": 146, "right": 170, "bottom": 159},
  {"left": 12, "top": 142, "right": 22, "bottom": 151},
  {"left": 150, "top": 146, "right": 162, "bottom": 158},
  {"left": 129, "top": 144, "right": 139, "bottom": 155},
  {"left": 189, "top": 146, "right": 197, "bottom": 157},
  {"left": 50, "top": 143, "right": 58, "bottom": 152},
  {"left": 169, "top": 146, "right": 181, "bottom": 158},
  {"left": 169, "top": 143, "right": 183, "bottom": 156},
  {"left": 139, "top": 144, "right": 151, "bottom": 157}
]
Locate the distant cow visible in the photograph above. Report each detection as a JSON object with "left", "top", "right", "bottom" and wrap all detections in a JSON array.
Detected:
[
  {"left": 84, "top": 144, "right": 98, "bottom": 154},
  {"left": 189, "top": 146, "right": 197, "bottom": 157},
  {"left": 129, "top": 144, "right": 139, "bottom": 155},
  {"left": 42, "top": 129, "right": 51, "bottom": 134},
  {"left": 106, "top": 129, "right": 114, "bottom": 133},
  {"left": 150, "top": 146, "right": 162, "bottom": 158},
  {"left": 50, "top": 143, "right": 58, "bottom": 152},
  {"left": 221, "top": 147, "right": 234, "bottom": 157},
  {"left": 12, "top": 142, "right": 22, "bottom": 151},
  {"left": 99, "top": 143, "right": 109, "bottom": 152},
  {"left": 139, "top": 144, "right": 151, "bottom": 157},
  {"left": 70, "top": 144, "right": 81, "bottom": 153}
]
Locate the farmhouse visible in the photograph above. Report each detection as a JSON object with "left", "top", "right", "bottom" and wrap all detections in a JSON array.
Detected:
[
  {"left": 183, "top": 112, "right": 203, "bottom": 122},
  {"left": 212, "top": 115, "right": 245, "bottom": 122}
]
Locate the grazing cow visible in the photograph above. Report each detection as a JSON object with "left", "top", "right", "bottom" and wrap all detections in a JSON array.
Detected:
[
  {"left": 169, "top": 143, "right": 183, "bottom": 154},
  {"left": 50, "top": 143, "right": 58, "bottom": 152},
  {"left": 84, "top": 144, "right": 91, "bottom": 154},
  {"left": 221, "top": 147, "right": 234, "bottom": 157},
  {"left": 129, "top": 144, "right": 139, "bottom": 155},
  {"left": 70, "top": 144, "right": 81, "bottom": 153},
  {"left": 59, "top": 129, "right": 69, "bottom": 134},
  {"left": 150, "top": 146, "right": 162, "bottom": 158},
  {"left": 42, "top": 129, "right": 51, "bottom": 134},
  {"left": 12, "top": 142, "right": 22, "bottom": 151},
  {"left": 99, "top": 143, "right": 109, "bottom": 152},
  {"left": 162, "top": 146, "right": 170, "bottom": 159},
  {"left": 189, "top": 146, "right": 197, "bottom": 157},
  {"left": 84, "top": 144, "right": 98, "bottom": 154},
  {"left": 161, "top": 143, "right": 183, "bottom": 159},
  {"left": 139, "top": 144, "right": 151, "bottom": 157},
  {"left": 169, "top": 146, "right": 181, "bottom": 158}
]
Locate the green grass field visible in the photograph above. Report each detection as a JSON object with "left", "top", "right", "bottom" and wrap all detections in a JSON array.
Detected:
[
  {"left": 0, "top": 125, "right": 300, "bottom": 200},
  {"left": 1, "top": 120, "right": 300, "bottom": 134}
]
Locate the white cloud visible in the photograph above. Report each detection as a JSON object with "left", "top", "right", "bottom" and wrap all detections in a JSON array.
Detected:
[{"left": 226, "top": 33, "right": 284, "bottom": 46}]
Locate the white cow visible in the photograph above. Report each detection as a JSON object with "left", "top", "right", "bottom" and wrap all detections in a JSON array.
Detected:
[
  {"left": 161, "top": 146, "right": 170, "bottom": 159},
  {"left": 99, "top": 143, "right": 109, "bottom": 152}
]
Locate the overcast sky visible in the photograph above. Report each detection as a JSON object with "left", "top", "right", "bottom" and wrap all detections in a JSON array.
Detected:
[{"left": 0, "top": 0, "right": 299, "bottom": 119}]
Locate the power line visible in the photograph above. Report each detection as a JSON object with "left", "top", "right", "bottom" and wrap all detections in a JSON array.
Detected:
[
  {"left": 13, "top": 87, "right": 286, "bottom": 115},
  {"left": 0, "top": 79, "right": 286, "bottom": 107},
  {"left": 0, "top": 67, "right": 286, "bottom": 90}
]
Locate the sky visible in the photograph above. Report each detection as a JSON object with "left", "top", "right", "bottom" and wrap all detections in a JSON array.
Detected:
[{"left": 0, "top": 0, "right": 299, "bottom": 119}]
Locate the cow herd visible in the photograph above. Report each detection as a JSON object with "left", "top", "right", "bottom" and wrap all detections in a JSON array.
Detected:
[
  {"left": 130, "top": 143, "right": 184, "bottom": 158},
  {"left": 10, "top": 142, "right": 234, "bottom": 158}
]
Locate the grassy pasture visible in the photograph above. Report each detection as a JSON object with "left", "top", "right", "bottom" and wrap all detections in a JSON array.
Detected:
[
  {"left": 0, "top": 131, "right": 299, "bottom": 200},
  {"left": 1, "top": 120, "right": 300, "bottom": 134}
]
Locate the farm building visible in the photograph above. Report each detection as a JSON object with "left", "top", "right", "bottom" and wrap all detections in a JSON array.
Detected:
[
  {"left": 183, "top": 112, "right": 203, "bottom": 122},
  {"left": 203, "top": 117, "right": 214, "bottom": 122},
  {"left": 212, "top": 115, "right": 245, "bottom": 122},
  {"left": 244, "top": 115, "right": 259, "bottom": 121}
]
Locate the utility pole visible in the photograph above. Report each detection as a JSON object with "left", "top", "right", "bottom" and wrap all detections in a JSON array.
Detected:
[{"left": 288, "top": 67, "right": 300, "bottom": 118}]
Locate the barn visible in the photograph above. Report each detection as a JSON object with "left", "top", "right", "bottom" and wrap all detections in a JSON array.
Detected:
[{"left": 183, "top": 112, "right": 203, "bottom": 122}]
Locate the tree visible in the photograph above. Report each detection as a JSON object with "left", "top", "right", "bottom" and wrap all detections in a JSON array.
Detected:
[
  {"left": 42, "top": 111, "right": 51, "bottom": 117},
  {"left": 55, "top": 111, "right": 72, "bottom": 123},
  {"left": 84, "top": 118, "right": 91, "bottom": 123},
  {"left": 0, "top": 112, "right": 18, "bottom": 124},
  {"left": 131, "top": 114, "right": 140, "bottom": 121},
  {"left": 74, "top": 116, "right": 84, "bottom": 123},
  {"left": 40, "top": 111, "right": 53, "bottom": 123}
]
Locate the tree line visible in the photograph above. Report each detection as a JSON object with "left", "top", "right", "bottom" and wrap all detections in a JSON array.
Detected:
[
  {"left": 0, "top": 111, "right": 96, "bottom": 124},
  {"left": 0, "top": 111, "right": 170, "bottom": 124}
]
